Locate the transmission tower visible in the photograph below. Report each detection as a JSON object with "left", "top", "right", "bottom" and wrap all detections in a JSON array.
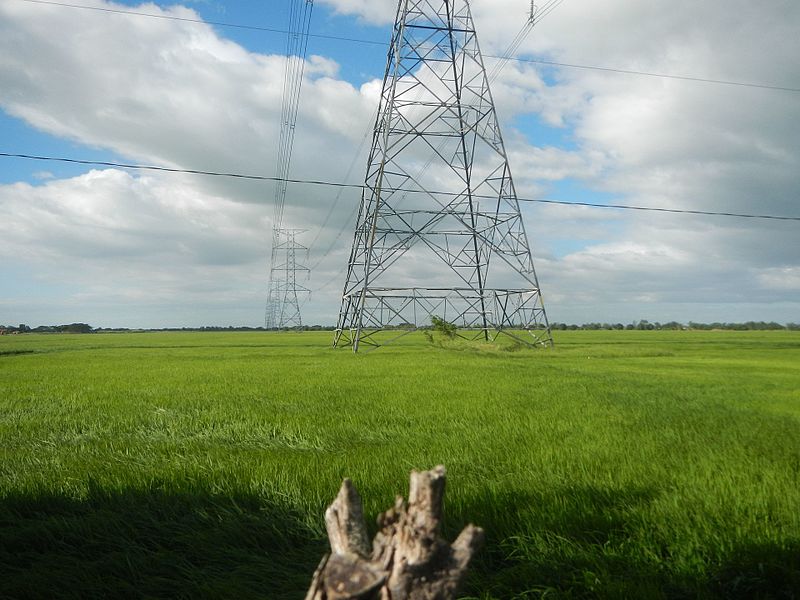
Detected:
[
  {"left": 265, "top": 229, "right": 310, "bottom": 329},
  {"left": 334, "top": 0, "right": 552, "bottom": 351},
  {"left": 264, "top": 0, "right": 314, "bottom": 329}
]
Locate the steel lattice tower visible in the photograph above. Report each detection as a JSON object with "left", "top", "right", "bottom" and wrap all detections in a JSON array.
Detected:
[
  {"left": 265, "top": 229, "right": 309, "bottom": 329},
  {"left": 264, "top": 0, "right": 314, "bottom": 330},
  {"left": 334, "top": 0, "right": 552, "bottom": 351}
]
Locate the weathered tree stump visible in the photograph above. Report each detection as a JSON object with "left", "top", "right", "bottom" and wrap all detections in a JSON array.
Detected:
[{"left": 306, "top": 466, "right": 484, "bottom": 600}]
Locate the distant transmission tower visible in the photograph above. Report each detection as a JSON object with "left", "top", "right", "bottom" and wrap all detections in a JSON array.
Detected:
[
  {"left": 266, "top": 229, "right": 310, "bottom": 329},
  {"left": 334, "top": 0, "right": 552, "bottom": 351},
  {"left": 265, "top": 0, "right": 314, "bottom": 328}
]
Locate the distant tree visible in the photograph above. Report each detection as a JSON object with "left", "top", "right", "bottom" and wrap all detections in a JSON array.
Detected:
[{"left": 61, "top": 323, "right": 93, "bottom": 334}]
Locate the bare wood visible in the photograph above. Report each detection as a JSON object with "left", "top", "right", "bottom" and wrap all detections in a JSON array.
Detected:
[
  {"left": 306, "top": 466, "right": 484, "bottom": 600},
  {"left": 325, "top": 478, "right": 371, "bottom": 558}
]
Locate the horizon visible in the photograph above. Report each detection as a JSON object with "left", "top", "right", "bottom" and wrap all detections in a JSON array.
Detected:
[{"left": 4, "top": 319, "right": 798, "bottom": 332}]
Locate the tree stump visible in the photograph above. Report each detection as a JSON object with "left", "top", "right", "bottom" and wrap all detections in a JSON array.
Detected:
[{"left": 306, "top": 466, "right": 484, "bottom": 600}]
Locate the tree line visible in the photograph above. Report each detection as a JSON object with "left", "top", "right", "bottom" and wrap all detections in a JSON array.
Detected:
[
  {"left": 2, "top": 321, "right": 798, "bottom": 334},
  {"left": 550, "top": 320, "right": 799, "bottom": 331},
  {"left": 1, "top": 323, "right": 93, "bottom": 334}
]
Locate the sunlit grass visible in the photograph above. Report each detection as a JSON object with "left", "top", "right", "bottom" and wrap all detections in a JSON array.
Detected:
[{"left": 1, "top": 330, "right": 799, "bottom": 598}]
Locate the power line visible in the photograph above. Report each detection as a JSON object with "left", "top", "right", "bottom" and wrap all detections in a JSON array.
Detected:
[
  {"left": 533, "top": 0, "right": 566, "bottom": 24},
  {"left": 265, "top": 0, "right": 316, "bottom": 330},
  {"left": 307, "top": 121, "right": 372, "bottom": 269},
  {"left": 309, "top": 199, "right": 360, "bottom": 270},
  {"left": 3, "top": 152, "right": 798, "bottom": 222},
  {"left": 486, "top": 0, "right": 563, "bottom": 82},
  {"left": 15, "top": 0, "right": 800, "bottom": 93},
  {"left": 16, "top": 0, "right": 386, "bottom": 46},
  {"left": 311, "top": 264, "right": 348, "bottom": 294},
  {"left": 272, "top": 0, "right": 314, "bottom": 231},
  {"left": 511, "top": 57, "right": 800, "bottom": 93},
  {"left": 515, "top": 197, "right": 800, "bottom": 221},
  {"left": 0, "top": 152, "right": 340, "bottom": 183}
]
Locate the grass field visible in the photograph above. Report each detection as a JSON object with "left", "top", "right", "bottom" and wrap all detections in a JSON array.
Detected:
[{"left": 1, "top": 330, "right": 799, "bottom": 598}]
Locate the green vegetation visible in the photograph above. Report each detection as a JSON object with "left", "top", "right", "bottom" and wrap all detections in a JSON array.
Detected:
[
  {"left": 424, "top": 315, "right": 459, "bottom": 345},
  {"left": 1, "top": 330, "right": 798, "bottom": 598},
  {"left": 430, "top": 315, "right": 458, "bottom": 339}
]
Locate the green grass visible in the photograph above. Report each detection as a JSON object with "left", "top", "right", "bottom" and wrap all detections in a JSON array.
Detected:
[{"left": 1, "top": 330, "right": 798, "bottom": 598}]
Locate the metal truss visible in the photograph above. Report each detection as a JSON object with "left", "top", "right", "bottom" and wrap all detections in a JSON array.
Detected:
[
  {"left": 264, "top": 1, "right": 314, "bottom": 331},
  {"left": 265, "top": 229, "right": 310, "bottom": 329},
  {"left": 334, "top": 0, "right": 552, "bottom": 351}
]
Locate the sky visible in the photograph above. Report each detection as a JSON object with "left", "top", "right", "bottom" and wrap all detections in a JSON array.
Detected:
[{"left": 0, "top": 0, "right": 798, "bottom": 329}]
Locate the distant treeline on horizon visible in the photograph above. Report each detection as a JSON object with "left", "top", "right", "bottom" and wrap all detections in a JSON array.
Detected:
[
  {"left": 1, "top": 320, "right": 799, "bottom": 334},
  {"left": 549, "top": 320, "right": 798, "bottom": 331}
]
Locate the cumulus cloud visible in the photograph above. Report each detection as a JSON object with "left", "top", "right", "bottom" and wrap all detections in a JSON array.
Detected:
[
  {"left": 1, "top": 0, "right": 798, "bottom": 326},
  {"left": 316, "top": 0, "right": 396, "bottom": 25},
  {"left": 0, "top": 0, "right": 379, "bottom": 325},
  {"left": 485, "top": 0, "right": 800, "bottom": 322},
  {"left": 0, "top": 169, "right": 270, "bottom": 326},
  {"left": 759, "top": 268, "right": 800, "bottom": 291},
  {"left": 0, "top": 0, "right": 375, "bottom": 202}
]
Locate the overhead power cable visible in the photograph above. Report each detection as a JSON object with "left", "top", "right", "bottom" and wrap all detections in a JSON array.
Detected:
[
  {"left": 16, "top": 0, "right": 385, "bottom": 45},
  {"left": 486, "top": 0, "right": 558, "bottom": 82},
  {"left": 512, "top": 57, "right": 800, "bottom": 93},
  {"left": 272, "top": 0, "right": 314, "bottom": 231},
  {"left": 514, "top": 197, "right": 800, "bottom": 221},
  {"left": 265, "top": 0, "right": 315, "bottom": 329},
  {"left": 15, "top": 0, "right": 800, "bottom": 93},
  {"left": 307, "top": 122, "right": 373, "bottom": 270},
  {"left": 2, "top": 152, "right": 798, "bottom": 222}
]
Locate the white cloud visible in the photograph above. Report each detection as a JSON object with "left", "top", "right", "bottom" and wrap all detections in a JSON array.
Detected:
[
  {"left": 0, "top": 0, "right": 375, "bottom": 200},
  {"left": 508, "top": 142, "right": 605, "bottom": 183},
  {"left": 316, "top": 0, "right": 396, "bottom": 25},
  {"left": 0, "top": 169, "right": 267, "bottom": 265},
  {"left": 758, "top": 267, "right": 800, "bottom": 291},
  {"left": 0, "top": 169, "right": 270, "bottom": 327},
  {"left": 0, "top": 0, "right": 798, "bottom": 326}
]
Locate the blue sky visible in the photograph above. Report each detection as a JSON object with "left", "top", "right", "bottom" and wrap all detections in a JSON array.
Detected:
[{"left": 1, "top": 0, "right": 798, "bottom": 328}]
